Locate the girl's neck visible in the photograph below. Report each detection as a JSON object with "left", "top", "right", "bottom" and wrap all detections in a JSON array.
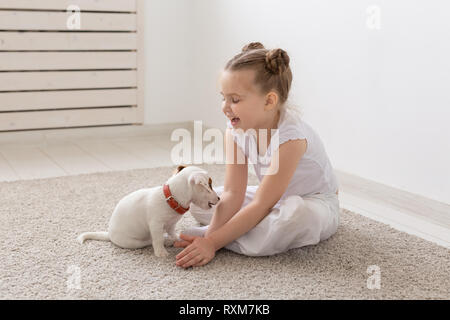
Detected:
[
  {"left": 262, "top": 108, "right": 280, "bottom": 131},
  {"left": 255, "top": 108, "right": 281, "bottom": 149},
  {"left": 272, "top": 109, "right": 281, "bottom": 129}
]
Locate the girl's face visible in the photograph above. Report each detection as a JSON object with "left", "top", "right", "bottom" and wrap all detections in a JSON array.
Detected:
[{"left": 220, "top": 69, "right": 275, "bottom": 132}]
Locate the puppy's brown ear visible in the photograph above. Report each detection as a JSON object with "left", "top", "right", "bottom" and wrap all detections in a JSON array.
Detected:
[{"left": 173, "top": 165, "right": 187, "bottom": 175}]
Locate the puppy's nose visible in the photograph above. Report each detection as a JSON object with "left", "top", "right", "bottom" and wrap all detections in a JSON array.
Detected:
[{"left": 217, "top": 196, "right": 220, "bottom": 201}]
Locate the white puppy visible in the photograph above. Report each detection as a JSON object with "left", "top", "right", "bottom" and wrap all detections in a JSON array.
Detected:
[{"left": 77, "top": 165, "right": 220, "bottom": 257}]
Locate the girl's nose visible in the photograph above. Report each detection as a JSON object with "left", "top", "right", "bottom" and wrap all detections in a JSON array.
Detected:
[{"left": 222, "top": 100, "right": 231, "bottom": 112}]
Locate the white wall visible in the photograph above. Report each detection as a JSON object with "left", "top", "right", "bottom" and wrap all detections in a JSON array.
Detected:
[
  {"left": 144, "top": 0, "right": 450, "bottom": 205},
  {"left": 142, "top": 0, "right": 196, "bottom": 124}
]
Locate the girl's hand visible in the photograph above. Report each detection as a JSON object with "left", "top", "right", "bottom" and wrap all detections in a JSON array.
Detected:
[{"left": 174, "top": 234, "right": 216, "bottom": 268}]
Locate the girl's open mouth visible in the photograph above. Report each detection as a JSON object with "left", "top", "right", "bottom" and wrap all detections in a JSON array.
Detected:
[{"left": 231, "top": 117, "right": 240, "bottom": 126}]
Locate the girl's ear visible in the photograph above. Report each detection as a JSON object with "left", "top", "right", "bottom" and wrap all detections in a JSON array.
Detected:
[{"left": 264, "top": 91, "right": 278, "bottom": 111}]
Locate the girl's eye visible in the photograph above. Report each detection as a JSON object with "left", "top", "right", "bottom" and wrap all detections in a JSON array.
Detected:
[{"left": 221, "top": 96, "right": 239, "bottom": 103}]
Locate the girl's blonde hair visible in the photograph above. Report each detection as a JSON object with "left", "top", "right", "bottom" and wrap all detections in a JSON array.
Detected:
[{"left": 224, "top": 42, "right": 302, "bottom": 118}]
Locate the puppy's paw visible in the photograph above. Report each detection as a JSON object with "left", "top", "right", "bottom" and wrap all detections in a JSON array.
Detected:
[
  {"left": 164, "top": 236, "right": 176, "bottom": 247},
  {"left": 154, "top": 248, "right": 169, "bottom": 258},
  {"left": 164, "top": 233, "right": 181, "bottom": 247}
]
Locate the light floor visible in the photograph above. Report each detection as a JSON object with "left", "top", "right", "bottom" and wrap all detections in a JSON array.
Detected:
[{"left": 1, "top": 128, "right": 449, "bottom": 248}]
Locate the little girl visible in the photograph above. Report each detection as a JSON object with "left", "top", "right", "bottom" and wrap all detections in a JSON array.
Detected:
[{"left": 174, "top": 42, "right": 340, "bottom": 268}]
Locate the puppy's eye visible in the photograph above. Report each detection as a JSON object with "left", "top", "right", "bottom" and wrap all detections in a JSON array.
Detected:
[
  {"left": 208, "top": 177, "right": 212, "bottom": 189},
  {"left": 202, "top": 183, "right": 213, "bottom": 193}
]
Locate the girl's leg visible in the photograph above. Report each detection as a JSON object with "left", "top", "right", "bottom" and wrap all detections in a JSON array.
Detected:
[{"left": 224, "top": 193, "right": 340, "bottom": 256}]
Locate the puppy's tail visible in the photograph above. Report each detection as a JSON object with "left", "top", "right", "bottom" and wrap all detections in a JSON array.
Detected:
[{"left": 77, "top": 231, "right": 110, "bottom": 244}]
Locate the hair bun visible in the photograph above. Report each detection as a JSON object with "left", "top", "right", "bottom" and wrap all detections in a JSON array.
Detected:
[
  {"left": 241, "top": 42, "right": 265, "bottom": 52},
  {"left": 265, "top": 48, "right": 290, "bottom": 75}
]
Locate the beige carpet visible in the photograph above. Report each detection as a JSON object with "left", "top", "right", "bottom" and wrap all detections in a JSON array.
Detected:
[{"left": 0, "top": 164, "right": 449, "bottom": 300}]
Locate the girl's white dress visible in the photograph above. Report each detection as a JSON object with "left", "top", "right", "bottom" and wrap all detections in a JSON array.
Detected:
[{"left": 187, "top": 106, "right": 340, "bottom": 256}]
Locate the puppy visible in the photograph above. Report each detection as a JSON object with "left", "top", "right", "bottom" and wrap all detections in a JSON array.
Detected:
[{"left": 77, "top": 165, "right": 220, "bottom": 257}]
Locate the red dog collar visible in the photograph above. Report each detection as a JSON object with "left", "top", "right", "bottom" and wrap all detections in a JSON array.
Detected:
[{"left": 163, "top": 184, "right": 190, "bottom": 215}]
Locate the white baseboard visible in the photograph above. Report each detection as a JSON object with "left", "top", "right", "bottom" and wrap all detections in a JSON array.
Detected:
[{"left": 339, "top": 191, "right": 450, "bottom": 248}]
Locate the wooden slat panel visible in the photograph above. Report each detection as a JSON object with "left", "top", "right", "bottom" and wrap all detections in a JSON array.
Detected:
[
  {"left": 0, "top": 52, "right": 137, "bottom": 70},
  {"left": 0, "top": 0, "right": 143, "bottom": 131},
  {"left": 0, "top": 89, "right": 137, "bottom": 111},
  {"left": 135, "top": 0, "right": 145, "bottom": 125},
  {"left": 0, "top": 107, "right": 139, "bottom": 131},
  {"left": 0, "top": 0, "right": 136, "bottom": 12},
  {"left": 0, "top": 32, "right": 137, "bottom": 50},
  {"left": 0, "top": 11, "right": 136, "bottom": 31},
  {"left": 0, "top": 70, "right": 136, "bottom": 91}
]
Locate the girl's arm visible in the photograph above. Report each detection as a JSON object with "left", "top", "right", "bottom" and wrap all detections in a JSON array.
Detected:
[
  {"left": 207, "top": 138, "right": 307, "bottom": 250},
  {"left": 206, "top": 190, "right": 244, "bottom": 235},
  {"left": 205, "top": 128, "right": 248, "bottom": 235}
]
